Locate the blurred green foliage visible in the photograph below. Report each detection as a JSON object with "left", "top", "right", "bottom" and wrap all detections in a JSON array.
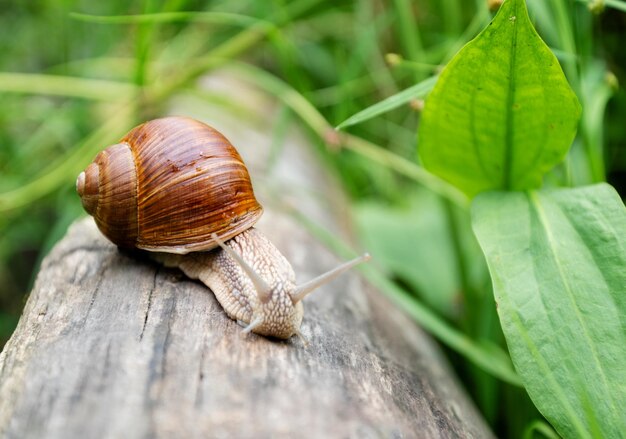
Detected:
[{"left": 0, "top": 0, "right": 624, "bottom": 436}]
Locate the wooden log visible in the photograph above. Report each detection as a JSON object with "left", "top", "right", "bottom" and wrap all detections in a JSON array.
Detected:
[{"left": 0, "top": 74, "right": 493, "bottom": 438}]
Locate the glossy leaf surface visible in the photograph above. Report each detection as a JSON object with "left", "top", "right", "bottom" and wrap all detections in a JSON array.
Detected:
[{"left": 419, "top": 0, "right": 581, "bottom": 196}]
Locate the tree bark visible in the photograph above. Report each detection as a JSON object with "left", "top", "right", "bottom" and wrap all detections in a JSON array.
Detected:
[{"left": 0, "top": 73, "right": 493, "bottom": 439}]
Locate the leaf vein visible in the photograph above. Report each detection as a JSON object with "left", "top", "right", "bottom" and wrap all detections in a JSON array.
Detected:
[{"left": 503, "top": 4, "right": 520, "bottom": 189}]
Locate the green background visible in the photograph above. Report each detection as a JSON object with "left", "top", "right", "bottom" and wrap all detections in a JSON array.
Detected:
[{"left": 1, "top": 1, "right": 624, "bottom": 437}]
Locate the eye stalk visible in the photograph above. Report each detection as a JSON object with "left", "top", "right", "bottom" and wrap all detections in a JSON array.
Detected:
[
  {"left": 289, "top": 253, "right": 371, "bottom": 303},
  {"left": 211, "top": 233, "right": 272, "bottom": 303}
]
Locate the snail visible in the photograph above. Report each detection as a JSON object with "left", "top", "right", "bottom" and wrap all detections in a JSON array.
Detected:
[{"left": 76, "top": 116, "right": 369, "bottom": 339}]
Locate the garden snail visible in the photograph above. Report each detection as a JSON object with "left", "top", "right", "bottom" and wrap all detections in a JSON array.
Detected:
[{"left": 76, "top": 116, "right": 369, "bottom": 339}]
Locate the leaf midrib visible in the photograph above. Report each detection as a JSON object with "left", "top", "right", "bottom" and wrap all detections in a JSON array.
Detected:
[{"left": 503, "top": 2, "right": 520, "bottom": 190}]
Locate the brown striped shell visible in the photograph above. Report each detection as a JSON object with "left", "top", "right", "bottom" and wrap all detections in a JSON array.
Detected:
[{"left": 76, "top": 116, "right": 263, "bottom": 254}]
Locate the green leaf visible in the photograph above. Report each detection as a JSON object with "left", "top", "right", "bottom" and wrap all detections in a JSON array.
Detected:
[
  {"left": 471, "top": 184, "right": 626, "bottom": 438},
  {"left": 354, "top": 189, "right": 484, "bottom": 316},
  {"left": 355, "top": 192, "right": 458, "bottom": 315},
  {"left": 419, "top": 0, "right": 581, "bottom": 197},
  {"left": 335, "top": 75, "right": 437, "bottom": 130}
]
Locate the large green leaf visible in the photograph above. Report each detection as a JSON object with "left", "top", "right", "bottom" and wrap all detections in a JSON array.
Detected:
[
  {"left": 472, "top": 184, "right": 626, "bottom": 438},
  {"left": 355, "top": 190, "right": 464, "bottom": 316},
  {"left": 419, "top": 0, "right": 581, "bottom": 197}
]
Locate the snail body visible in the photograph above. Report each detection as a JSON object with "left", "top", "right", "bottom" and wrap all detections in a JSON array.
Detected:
[
  {"left": 77, "top": 116, "right": 368, "bottom": 339},
  {"left": 156, "top": 228, "right": 303, "bottom": 339}
]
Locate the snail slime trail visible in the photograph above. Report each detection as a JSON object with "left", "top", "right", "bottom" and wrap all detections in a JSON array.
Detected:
[{"left": 76, "top": 116, "right": 370, "bottom": 339}]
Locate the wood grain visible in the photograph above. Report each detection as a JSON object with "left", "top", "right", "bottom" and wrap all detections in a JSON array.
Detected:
[{"left": 0, "top": 73, "right": 493, "bottom": 439}]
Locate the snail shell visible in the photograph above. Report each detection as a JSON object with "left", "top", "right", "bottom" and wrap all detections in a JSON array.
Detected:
[{"left": 76, "top": 116, "right": 263, "bottom": 254}]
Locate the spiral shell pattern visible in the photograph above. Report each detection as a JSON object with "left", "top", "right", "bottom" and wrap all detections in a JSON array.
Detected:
[{"left": 77, "top": 117, "right": 263, "bottom": 254}]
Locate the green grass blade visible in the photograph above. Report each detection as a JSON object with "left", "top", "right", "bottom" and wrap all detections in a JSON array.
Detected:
[
  {"left": 148, "top": 0, "right": 324, "bottom": 102},
  {"left": 335, "top": 75, "right": 437, "bottom": 130},
  {"left": 291, "top": 206, "right": 522, "bottom": 386},
  {"left": 0, "top": 106, "right": 133, "bottom": 213},
  {"left": 392, "top": 0, "right": 424, "bottom": 65},
  {"left": 0, "top": 73, "right": 136, "bottom": 100},
  {"left": 70, "top": 11, "right": 272, "bottom": 28},
  {"left": 133, "top": 0, "right": 157, "bottom": 90},
  {"left": 522, "top": 420, "right": 560, "bottom": 439},
  {"left": 364, "top": 267, "right": 522, "bottom": 386},
  {"left": 472, "top": 184, "right": 626, "bottom": 438}
]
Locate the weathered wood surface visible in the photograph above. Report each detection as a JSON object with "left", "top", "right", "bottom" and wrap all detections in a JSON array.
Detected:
[{"left": 0, "top": 74, "right": 493, "bottom": 438}]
